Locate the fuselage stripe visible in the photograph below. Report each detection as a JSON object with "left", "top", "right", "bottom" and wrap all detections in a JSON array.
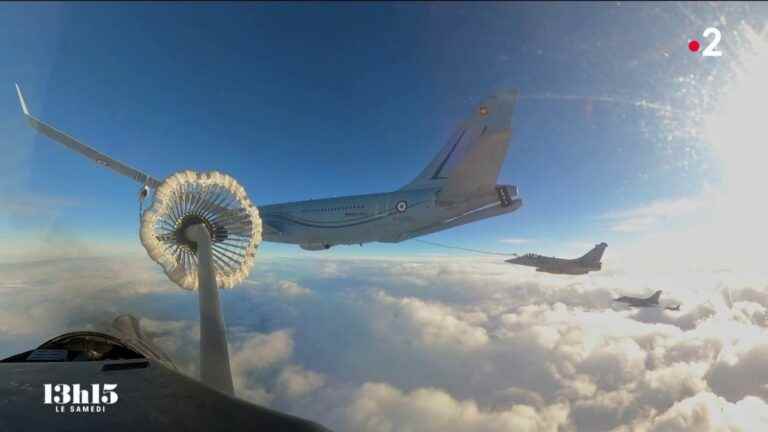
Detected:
[{"left": 262, "top": 200, "right": 428, "bottom": 229}]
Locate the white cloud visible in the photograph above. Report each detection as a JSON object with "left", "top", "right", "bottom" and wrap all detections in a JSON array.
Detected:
[
  {"left": 231, "top": 329, "right": 294, "bottom": 373},
  {"left": 602, "top": 196, "right": 704, "bottom": 233},
  {"left": 646, "top": 392, "right": 768, "bottom": 431},
  {"left": 277, "top": 280, "right": 312, "bottom": 297},
  {"left": 242, "top": 279, "right": 312, "bottom": 299},
  {"left": 3, "top": 255, "right": 768, "bottom": 432},
  {"left": 346, "top": 382, "right": 568, "bottom": 432},
  {"left": 230, "top": 329, "right": 294, "bottom": 404},
  {"left": 0, "top": 258, "right": 177, "bottom": 338},
  {"left": 706, "top": 342, "right": 768, "bottom": 402},
  {"left": 276, "top": 365, "right": 326, "bottom": 398},
  {"left": 374, "top": 291, "right": 489, "bottom": 350},
  {"left": 499, "top": 238, "right": 532, "bottom": 245}
]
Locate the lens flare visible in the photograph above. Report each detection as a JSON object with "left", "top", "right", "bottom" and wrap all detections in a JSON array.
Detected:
[
  {"left": 701, "top": 24, "right": 768, "bottom": 193},
  {"left": 695, "top": 24, "right": 768, "bottom": 263},
  {"left": 636, "top": 22, "right": 768, "bottom": 272}
]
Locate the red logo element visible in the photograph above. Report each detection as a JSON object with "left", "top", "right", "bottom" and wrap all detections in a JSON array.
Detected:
[{"left": 688, "top": 40, "right": 700, "bottom": 52}]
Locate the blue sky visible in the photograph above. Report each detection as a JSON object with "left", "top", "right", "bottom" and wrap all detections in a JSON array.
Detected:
[
  {"left": 1, "top": 2, "right": 764, "bottom": 259},
  {"left": 5, "top": 5, "right": 768, "bottom": 431}
]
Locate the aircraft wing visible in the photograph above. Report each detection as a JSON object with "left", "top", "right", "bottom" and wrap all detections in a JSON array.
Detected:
[
  {"left": 15, "top": 85, "right": 284, "bottom": 240},
  {"left": 15, "top": 84, "right": 161, "bottom": 189}
]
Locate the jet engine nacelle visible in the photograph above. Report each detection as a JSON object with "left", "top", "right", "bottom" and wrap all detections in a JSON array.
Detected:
[{"left": 300, "top": 243, "right": 332, "bottom": 251}]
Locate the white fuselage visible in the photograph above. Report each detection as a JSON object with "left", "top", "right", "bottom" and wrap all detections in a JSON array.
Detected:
[{"left": 258, "top": 187, "right": 507, "bottom": 248}]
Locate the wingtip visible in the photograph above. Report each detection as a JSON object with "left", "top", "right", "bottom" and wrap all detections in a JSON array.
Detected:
[{"left": 14, "top": 83, "right": 30, "bottom": 116}]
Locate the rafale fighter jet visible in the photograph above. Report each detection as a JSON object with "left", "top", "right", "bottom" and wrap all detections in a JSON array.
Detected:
[
  {"left": 613, "top": 290, "right": 663, "bottom": 308},
  {"left": 15, "top": 85, "right": 521, "bottom": 251},
  {"left": 0, "top": 315, "right": 328, "bottom": 431},
  {"left": 505, "top": 242, "right": 607, "bottom": 275}
]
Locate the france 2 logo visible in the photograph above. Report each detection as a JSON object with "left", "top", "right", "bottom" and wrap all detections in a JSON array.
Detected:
[
  {"left": 43, "top": 384, "right": 118, "bottom": 414},
  {"left": 689, "top": 27, "right": 723, "bottom": 57}
]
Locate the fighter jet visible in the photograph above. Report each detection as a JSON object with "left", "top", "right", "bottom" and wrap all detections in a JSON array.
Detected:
[
  {"left": 505, "top": 242, "right": 607, "bottom": 275},
  {"left": 613, "top": 290, "right": 663, "bottom": 308},
  {"left": 0, "top": 315, "right": 329, "bottom": 431},
  {"left": 666, "top": 304, "right": 681, "bottom": 311}
]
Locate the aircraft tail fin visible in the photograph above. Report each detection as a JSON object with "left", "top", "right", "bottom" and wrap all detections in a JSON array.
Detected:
[
  {"left": 648, "top": 290, "right": 662, "bottom": 304},
  {"left": 401, "top": 91, "right": 518, "bottom": 199},
  {"left": 578, "top": 242, "right": 608, "bottom": 265}
]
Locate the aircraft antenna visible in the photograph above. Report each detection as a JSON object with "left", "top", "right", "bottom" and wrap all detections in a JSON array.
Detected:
[{"left": 140, "top": 170, "right": 262, "bottom": 395}]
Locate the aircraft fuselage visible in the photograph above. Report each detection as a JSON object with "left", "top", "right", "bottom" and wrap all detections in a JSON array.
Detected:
[
  {"left": 614, "top": 298, "right": 658, "bottom": 307},
  {"left": 259, "top": 186, "right": 520, "bottom": 248},
  {"left": 535, "top": 266, "right": 593, "bottom": 275},
  {"left": 510, "top": 257, "right": 601, "bottom": 275}
]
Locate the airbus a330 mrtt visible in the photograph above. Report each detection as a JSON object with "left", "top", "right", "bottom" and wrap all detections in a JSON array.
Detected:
[{"left": 15, "top": 85, "right": 522, "bottom": 251}]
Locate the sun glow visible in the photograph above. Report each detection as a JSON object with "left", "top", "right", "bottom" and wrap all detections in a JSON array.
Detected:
[
  {"left": 696, "top": 23, "right": 768, "bottom": 268},
  {"left": 703, "top": 25, "right": 768, "bottom": 189},
  {"left": 614, "top": 23, "right": 768, "bottom": 275}
]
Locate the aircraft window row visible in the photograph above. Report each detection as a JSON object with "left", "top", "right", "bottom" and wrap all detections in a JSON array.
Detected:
[{"left": 302, "top": 205, "right": 365, "bottom": 213}]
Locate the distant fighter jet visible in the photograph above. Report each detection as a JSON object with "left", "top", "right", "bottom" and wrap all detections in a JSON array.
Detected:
[
  {"left": 666, "top": 304, "right": 681, "bottom": 311},
  {"left": 505, "top": 242, "right": 607, "bottom": 275},
  {"left": 613, "top": 290, "right": 663, "bottom": 308}
]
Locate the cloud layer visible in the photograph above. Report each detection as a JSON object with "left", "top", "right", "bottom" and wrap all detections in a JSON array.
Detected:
[{"left": 1, "top": 255, "right": 768, "bottom": 431}]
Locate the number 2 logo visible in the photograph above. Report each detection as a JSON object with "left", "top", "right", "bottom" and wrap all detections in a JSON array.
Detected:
[{"left": 702, "top": 27, "right": 723, "bottom": 57}]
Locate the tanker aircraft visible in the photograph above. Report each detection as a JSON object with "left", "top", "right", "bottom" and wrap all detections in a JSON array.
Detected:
[{"left": 16, "top": 85, "right": 521, "bottom": 251}]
